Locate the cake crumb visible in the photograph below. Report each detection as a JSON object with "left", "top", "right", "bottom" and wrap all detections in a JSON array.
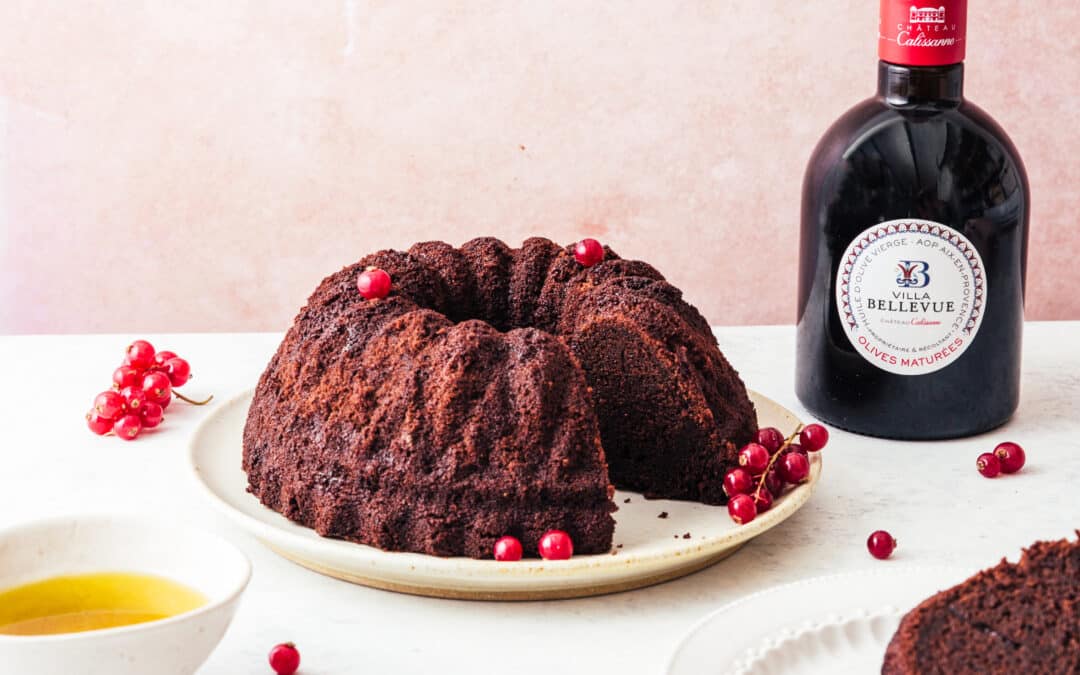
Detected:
[
  {"left": 682, "top": 532, "right": 691, "bottom": 539},
  {"left": 658, "top": 511, "right": 669, "bottom": 519},
  {"left": 616, "top": 544, "right": 623, "bottom": 548},
  {"left": 623, "top": 498, "right": 631, "bottom": 504}
]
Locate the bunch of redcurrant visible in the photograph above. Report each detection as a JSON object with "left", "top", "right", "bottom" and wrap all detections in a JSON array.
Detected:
[
  {"left": 85, "top": 340, "right": 211, "bottom": 441},
  {"left": 724, "top": 423, "right": 828, "bottom": 526}
]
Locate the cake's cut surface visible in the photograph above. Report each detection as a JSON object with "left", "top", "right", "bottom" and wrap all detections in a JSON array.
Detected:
[
  {"left": 882, "top": 534, "right": 1080, "bottom": 674},
  {"left": 243, "top": 237, "right": 757, "bottom": 557}
]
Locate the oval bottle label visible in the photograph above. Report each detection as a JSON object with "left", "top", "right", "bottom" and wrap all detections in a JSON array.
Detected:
[{"left": 836, "top": 219, "right": 986, "bottom": 376}]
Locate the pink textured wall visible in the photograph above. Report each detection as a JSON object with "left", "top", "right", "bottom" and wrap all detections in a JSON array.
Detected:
[{"left": 2, "top": 1, "right": 1078, "bottom": 334}]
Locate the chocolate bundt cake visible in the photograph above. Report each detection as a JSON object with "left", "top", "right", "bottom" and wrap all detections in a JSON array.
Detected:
[
  {"left": 882, "top": 534, "right": 1080, "bottom": 674},
  {"left": 243, "top": 237, "right": 757, "bottom": 557}
]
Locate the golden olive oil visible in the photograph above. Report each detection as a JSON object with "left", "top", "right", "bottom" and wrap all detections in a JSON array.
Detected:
[{"left": 0, "top": 572, "right": 206, "bottom": 636}]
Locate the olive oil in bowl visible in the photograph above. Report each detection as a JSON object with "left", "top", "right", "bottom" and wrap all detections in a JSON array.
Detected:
[{"left": 0, "top": 572, "right": 207, "bottom": 636}]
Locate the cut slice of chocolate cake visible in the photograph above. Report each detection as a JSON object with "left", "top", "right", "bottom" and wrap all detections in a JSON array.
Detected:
[{"left": 882, "top": 534, "right": 1080, "bottom": 674}]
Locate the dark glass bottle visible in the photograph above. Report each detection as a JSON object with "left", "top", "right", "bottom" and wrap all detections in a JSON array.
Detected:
[{"left": 796, "top": 0, "right": 1029, "bottom": 439}]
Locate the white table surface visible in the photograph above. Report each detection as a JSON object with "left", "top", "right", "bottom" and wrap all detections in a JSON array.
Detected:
[{"left": 1, "top": 322, "right": 1076, "bottom": 674}]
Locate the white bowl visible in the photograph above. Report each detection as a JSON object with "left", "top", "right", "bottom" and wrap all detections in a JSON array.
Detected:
[{"left": 0, "top": 515, "right": 251, "bottom": 675}]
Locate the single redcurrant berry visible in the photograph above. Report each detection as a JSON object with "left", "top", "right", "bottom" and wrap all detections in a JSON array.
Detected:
[
  {"left": 723, "top": 468, "right": 753, "bottom": 497},
  {"left": 799, "top": 424, "right": 829, "bottom": 452},
  {"left": 93, "top": 390, "right": 125, "bottom": 420},
  {"left": 112, "top": 366, "right": 141, "bottom": 390},
  {"left": 120, "top": 385, "right": 147, "bottom": 413},
  {"left": 753, "top": 488, "right": 774, "bottom": 513},
  {"left": 538, "top": 530, "right": 573, "bottom": 560},
  {"left": 867, "top": 530, "right": 897, "bottom": 560},
  {"left": 993, "top": 442, "right": 1026, "bottom": 474},
  {"left": 125, "top": 340, "right": 156, "bottom": 370},
  {"left": 753, "top": 427, "right": 785, "bottom": 453},
  {"left": 163, "top": 357, "right": 191, "bottom": 387},
  {"left": 738, "top": 443, "right": 770, "bottom": 474},
  {"left": 268, "top": 642, "right": 301, "bottom": 675},
  {"left": 727, "top": 493, "right": 757, "bottom": 525},
  {"left": 357, "top": 268, "right": 392, "bottom": 300},
  {"left": 573, "top": 238, "right": 605, "bottom": 267},
  {"left": 86, "top": 410, "right": 113, "bottom": 435},
  {"left": 779, "top": 451, "right": 810, "bottom": 484},
  {"left": 142, "top": 371, "right": 173, "bottom": 406},
  {"left": 140, "top": 401, "right": 164, "bottom": 429},
  {"left": 113, "top": 414, "right": 142, "bottom": 441},
  {"left": 152, "top": 350, "right": 178, "bottom": 369},
  {"left": 976, "top": 452, "right": 1001, "bottom": 478},
  {"left": 493, "top": 536, "right": 523, "bottom": 561},
  {"left": 764, "top": 467, "right": 785, "bottom": 497}
]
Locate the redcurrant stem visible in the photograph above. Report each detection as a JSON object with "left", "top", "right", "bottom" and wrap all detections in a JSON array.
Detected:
[
  {"left": 754, "top": 424, "right": 805, "bottom": 499},
  {"left": 173, "top": 391, "right": 214, "bottom": 405}
]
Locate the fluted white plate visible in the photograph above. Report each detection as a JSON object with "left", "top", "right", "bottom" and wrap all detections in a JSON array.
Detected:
[
  {"left": 189, "top": 389, "right": 820, "bottom": 600},
  {"left": 667, "top": 567, "right": 972, "bottom": 675}
]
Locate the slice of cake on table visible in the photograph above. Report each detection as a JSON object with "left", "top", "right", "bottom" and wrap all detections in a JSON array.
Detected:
[{"left": 883, "top": 533, "right": 1080, "bottom": 674}]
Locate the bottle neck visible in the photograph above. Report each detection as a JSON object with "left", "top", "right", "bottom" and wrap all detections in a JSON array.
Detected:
[{"left": 877, "top": 61, "right": 964, "bottom": 109}]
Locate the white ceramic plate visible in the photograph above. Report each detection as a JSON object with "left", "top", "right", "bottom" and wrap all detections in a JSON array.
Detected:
[
  {"left": 667, "top": 566, "right": 972, "bottom": 675},
  {"left": 189, "top": 390, "right": 820, "bottom": 600}
]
